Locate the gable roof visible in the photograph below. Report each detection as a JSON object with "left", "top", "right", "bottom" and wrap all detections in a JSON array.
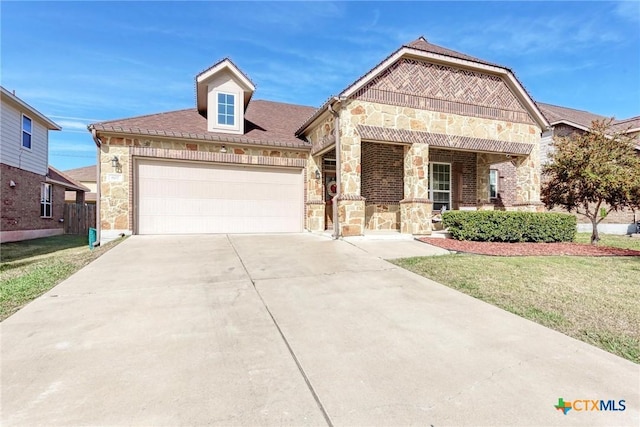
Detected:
[
  {"left": 63, "top": 165, "right": 96, "bottom": 182},
  {"left": 0, "top": 86, "right": 61, "bottom": 130},
  {"left": 47, "top": 166, "right": 89, "bottom": 192},
  {"left": 611, "top": 116, "right": 640, "bottom": 134},
  {"left": 89, "top": 100, "right": 315, "bottom": 149},
  {"left": 537, "top": 102, "right": 640, "bottom": 135},
  {"left": 404, "top": 37, "right": 505, "bottom": 69},
  {"left": 536, "top": 102, "right": 607, "bottom": 131},
  {"left": 296, "top": 37, "right": 548, "bottom": 135},
  {"left": 195, "top": 58, "right": 255, "bottom": 114}
]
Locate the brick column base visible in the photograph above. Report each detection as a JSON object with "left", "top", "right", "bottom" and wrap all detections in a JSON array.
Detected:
[
  {"left": 306, "top": 201, "right": 325, "bottom": 232},
  {"left": 400, "top": 198, "right": 433, "bottom": 235},
  {"left": 337, "top": 196, "right": 365, "bottom": 236}
]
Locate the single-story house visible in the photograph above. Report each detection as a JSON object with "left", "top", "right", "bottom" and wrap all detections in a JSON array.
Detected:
[
  {"left": 1, "top": 86, "right": 88, "bottom": 242},
  {"left": 89, "top": 37, "right": 556, "bottom": 243},
  {"left": 63, "top": 165, "right": 97, "bottom": 204}
]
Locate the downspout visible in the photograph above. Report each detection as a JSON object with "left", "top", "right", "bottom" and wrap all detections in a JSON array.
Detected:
[
  {"left": 91, "top": 127, "right": 102, "bottom": 245},
  {"left": 327, "top": 98, "right": 342, "bottom": 239}
]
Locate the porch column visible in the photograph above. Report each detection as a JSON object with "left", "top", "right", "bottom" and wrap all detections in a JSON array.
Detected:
[
  {"left": 513, "top": 146, "right": 543, "bottom": 212},
  {"left": 400, "top": 143, "right": 432, "bottom": 235},
  {"left": 337, "top": 131, "right": 365, "bottom": 236},
  {"left": 305, "top": 155, "right": 325, "bottom": 232},
  {"left": 476, "top": 153, "right": 495, "bottom": 210}
]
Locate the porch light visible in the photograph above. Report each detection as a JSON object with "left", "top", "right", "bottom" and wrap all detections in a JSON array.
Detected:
[
  {"left": 111, "top": 156, "right": 119, "bottom": 169},
  {"left": 220, "top": 145, "right": 227, "bottom": 153},
  {"left": 315, "top": 169, "right": 321, "bottom": 180}
]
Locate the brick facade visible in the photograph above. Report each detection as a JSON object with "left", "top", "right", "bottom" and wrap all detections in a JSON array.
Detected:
[
  {"left": 430, "top": 148, "right": 477, "bottom": 208},
  {"left": 361, "top": 142, "right": 403, "bottom": 203},
  {"left": 1, "top": 163, "right": 65, "bottom": 238},
  {"left": 355, "top": 58, "right": 535, "bottom": 125}
]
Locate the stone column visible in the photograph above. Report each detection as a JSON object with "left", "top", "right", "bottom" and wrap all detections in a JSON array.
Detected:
[
  {"left": 400, "top": 143, "right": 432, "bottom": 235},
  {"left": 337, "top": 121, "right": 365, "bottom": 236},
  {"left": 100, "top": 145, "right": 130, "bottom": 239},
  {"left": 305, "top": 155, "right": 325, "bottom": 232},
  {"left": 513, "top": 146, "right": 543, "bottom": 212}
]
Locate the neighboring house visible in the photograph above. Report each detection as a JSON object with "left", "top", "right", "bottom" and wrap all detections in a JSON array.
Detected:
[
  {"left": 89, "top": 37, "right": 549, "bottom": 243},
  {"left": 0, "top": 86, "right": 88, "bottom": 242},
  {"left": 63, "top": 165, "right": 97, "bottom": 204},
  {"left": 536, "top": 103, "right": 639, "bottom": 234}
]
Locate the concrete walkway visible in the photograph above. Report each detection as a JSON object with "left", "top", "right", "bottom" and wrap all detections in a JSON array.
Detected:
[{"left": 2, "top": 234, "right": 638, "bottom": 426}]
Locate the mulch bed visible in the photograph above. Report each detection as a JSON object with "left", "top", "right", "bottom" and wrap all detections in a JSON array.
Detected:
[{"left": 419, "top": 238, "right": 640, "bottom": 257}]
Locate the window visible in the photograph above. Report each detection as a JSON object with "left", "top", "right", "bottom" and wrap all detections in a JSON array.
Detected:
[
  {"left": 41, "top": 183, "right": 52, "bottom": 218},
  {"left": 22, "top": 115, "right": 32, "bottom": 149},
  {"left": 429, "top": 163, "right": 451, "bottom": 211},
  {"left": 489, "top": 169, "right": 499, "bottom": 198},
  {"left": 217, "top": 93, "right": 235, "bottom": 126}
]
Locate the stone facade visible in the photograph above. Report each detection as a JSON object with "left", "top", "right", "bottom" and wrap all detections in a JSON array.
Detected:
[
  {"left": 303, "top": 96, "right": 542, "bottom": 236},
  {"left": 365, "top": 203, "right": 400, "bottom": 230},
  {"left": 98, "top": 135, "right": 308, "bottom": 237}
]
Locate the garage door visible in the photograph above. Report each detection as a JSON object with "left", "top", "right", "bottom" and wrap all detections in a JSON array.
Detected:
[{"left": 136, "top": 159, "right": 303, "bottom": 234}]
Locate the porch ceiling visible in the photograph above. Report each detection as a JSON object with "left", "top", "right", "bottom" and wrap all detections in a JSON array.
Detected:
[{"left": 356, "top": 125, "right": 534, "bottom": 155}]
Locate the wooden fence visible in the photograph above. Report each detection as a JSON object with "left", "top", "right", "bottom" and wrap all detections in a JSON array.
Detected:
[{"left": 64, "top": 203, "right": 96, "bottom": 235}]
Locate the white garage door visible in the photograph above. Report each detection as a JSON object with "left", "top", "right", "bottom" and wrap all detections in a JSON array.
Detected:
[{"left": 136, "top": 159, "right": 303, "bottom": 234}]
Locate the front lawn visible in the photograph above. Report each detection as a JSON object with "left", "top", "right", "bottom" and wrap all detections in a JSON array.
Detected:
[
  {"left": 0, "top": 234, "right": 123, "bottom": 320},
  {"left": 574, "top": 232, "right": 640, "bottom": 251},
  {"left": 393, "top": 254, "right": 640, "bottom": 363}
]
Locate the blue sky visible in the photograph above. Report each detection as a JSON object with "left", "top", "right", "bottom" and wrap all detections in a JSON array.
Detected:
[{"left": 2, "top": 1, "right": 639, "bottom": 171}]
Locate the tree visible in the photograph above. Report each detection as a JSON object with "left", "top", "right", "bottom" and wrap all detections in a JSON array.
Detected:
[{"left": 542, "top": 119, "right": 640, "bottom": 244}]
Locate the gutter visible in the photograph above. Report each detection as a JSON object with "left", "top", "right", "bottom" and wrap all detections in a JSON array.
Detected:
[
  {"left": 327, "top": 97, "right": 343, "bottom": 239},
  {"left": 90, "top": 127, "right": 102, "bottom": 245}
]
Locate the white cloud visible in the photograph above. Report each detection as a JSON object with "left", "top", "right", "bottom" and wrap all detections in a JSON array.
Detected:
[{"left": 55, "top": 120, "right": 90, "bottom": 131}]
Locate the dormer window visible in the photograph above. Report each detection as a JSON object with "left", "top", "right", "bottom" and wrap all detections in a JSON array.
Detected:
[
  {"left": 196, "top": 58, "right": 255, "bottom": 135},
  {"left": 217, "top": 93, "right": 235, "bottom": 126}
]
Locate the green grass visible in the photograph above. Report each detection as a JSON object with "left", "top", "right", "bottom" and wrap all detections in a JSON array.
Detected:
[
  {"left": 1, "top": 235, "right": 123, "bottom": 320},
  {"left": 393, "top": 254, "right": 640, "bottom": 363},
  {"left": 574, "top": 232, "right": 640, "bottom": 250}
]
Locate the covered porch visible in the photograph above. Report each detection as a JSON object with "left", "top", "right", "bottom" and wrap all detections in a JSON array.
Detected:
[{"left": 306, "top": 125, "right": 541, "bottom": 237}]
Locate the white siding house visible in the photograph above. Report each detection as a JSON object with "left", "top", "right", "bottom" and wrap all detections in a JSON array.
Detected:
[{"left": 1, "top": 87, "right": 58, "bottom": 175}]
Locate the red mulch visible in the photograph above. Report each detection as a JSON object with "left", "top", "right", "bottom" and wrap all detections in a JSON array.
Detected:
[{"left": 419, "top": 238, "right": 640, "bottom": 257}]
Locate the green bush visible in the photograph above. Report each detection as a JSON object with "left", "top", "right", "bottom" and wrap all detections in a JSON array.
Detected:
[{"left": 441, "top": 211, "right": 576, "bottom": 242}]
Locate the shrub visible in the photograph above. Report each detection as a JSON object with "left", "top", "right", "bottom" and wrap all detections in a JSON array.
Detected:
[{"left": 441, "top": 211, "right": 576, "bottom": 242}]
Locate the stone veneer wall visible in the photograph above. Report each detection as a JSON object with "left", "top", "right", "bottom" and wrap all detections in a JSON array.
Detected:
[
  {"left": 330, "top": 98, "right": 540, "bottom": 235},
  {"left": 99, "top": 135, "right": 308, "bottom": 236},
  {"left": 365, "top": 204, "right": 400, "bottom": 230}
]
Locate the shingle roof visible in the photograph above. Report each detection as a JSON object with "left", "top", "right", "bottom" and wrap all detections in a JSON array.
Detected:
[
  {"left": 536, "top": 102, "right": 607, "bottom": 129},
  {"left": 63, "top": 165, "right": 96, "bottom": 182},
  {"left": 537, "top": 103, "right": 639, "bottom": 134},
  {"left": 47, "top": 166, "right": 89, "bottom": 192},
  {"left": 405, "top": 37, "right": 506, "bottom": 69},
  {"left": 611, "top": 116, "right": 640, "bottom": 133},
  {"left": 90, "top": 100, "right": 316, "bottom": 149},
  {"left": 296, "top": 36, "right": 542, "bottom": 135}
]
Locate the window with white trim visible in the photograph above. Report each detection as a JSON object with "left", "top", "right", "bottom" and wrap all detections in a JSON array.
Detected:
[
  {"left": 22, "top": 115, "right": 32, "bottom": 149},
  {"left": 489, "top": 169, "right": 499, "bottom": 199},
  {"left": 428, "top": 163, "right": 451, "bottom": 211},
  {"left": 217, "top": 93, "right": 235, "bottom": 126},
  {"left": 41, "top": 183, "right": 52, "bottom": 218}
]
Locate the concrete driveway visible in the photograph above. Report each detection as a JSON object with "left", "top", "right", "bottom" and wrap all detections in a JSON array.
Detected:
[{"left": 2, "top": 234, "right": 638, "bottom": 426}]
